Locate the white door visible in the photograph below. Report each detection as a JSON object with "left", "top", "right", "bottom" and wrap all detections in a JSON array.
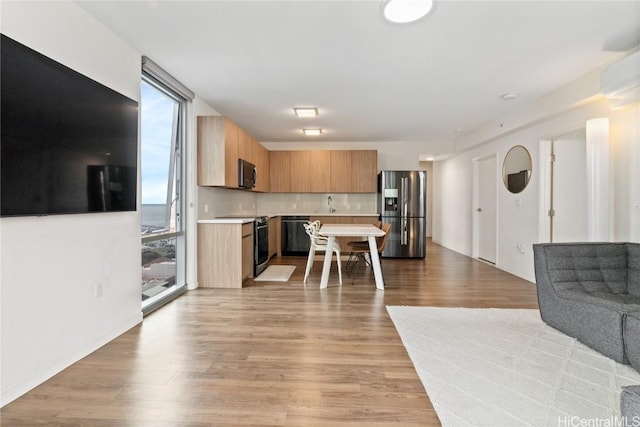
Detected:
[
  {"left": 552, "top": 130, "right": 588, "bottom": 242},
  {"left": 478, "top": 156, "right": 497, "bottom": 263}
]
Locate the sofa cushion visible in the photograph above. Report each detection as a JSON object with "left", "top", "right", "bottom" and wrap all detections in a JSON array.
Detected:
[
  {"left": 625, "top": 311, "right": 640, "bottom": 373},
  {"left": 621, "top": 385, "right": 640, "bottom": 418},
  {"left": 558, "top": 289, "right": 640, "bottom": 312},
  {"left": 545, "top": 243, "right": 628, "bottom": 295},
  {"left": 628, "top": 243, "right": 640, "bottom": 297}
]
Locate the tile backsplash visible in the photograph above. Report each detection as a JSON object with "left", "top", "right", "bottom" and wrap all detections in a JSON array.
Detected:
[
  {"left": 257, "top": 192, "right": 377, "bottom": 215},
  {"left": 197, "top": 187, "right": 378, "bottom": 218},
  {"left": 197, "top": 187, "right": 257, "bottom": 218}
]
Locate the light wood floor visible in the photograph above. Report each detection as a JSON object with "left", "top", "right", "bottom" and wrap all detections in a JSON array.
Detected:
[{"left": 1, "top": 240, "right": 538, "bottom": 426}]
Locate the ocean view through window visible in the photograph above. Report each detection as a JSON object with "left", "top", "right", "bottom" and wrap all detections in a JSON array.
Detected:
[
  {"left": 141, "top": 204, "right": 168, "bottom": 229},
  {"left": 140, "top": 75, "right": 186, "bottom": 311}
]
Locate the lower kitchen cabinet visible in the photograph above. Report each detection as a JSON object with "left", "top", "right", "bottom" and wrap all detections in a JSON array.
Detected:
[
  {"left": 198, "top": 222, "right": 254, "bottom": 288},
  {"left": 310, "top": 216, "right": 379, "bottom": 250},
  {"left": 241, "top": 225, "right": 254, "bottom": 280},
  {"left": 268, "top": 216, "right": 281, "bottom": 258}
]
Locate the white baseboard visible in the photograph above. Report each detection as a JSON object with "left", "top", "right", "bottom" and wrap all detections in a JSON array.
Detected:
[{"left": 1, "top": 313, "right": 142, "bottom": 407}]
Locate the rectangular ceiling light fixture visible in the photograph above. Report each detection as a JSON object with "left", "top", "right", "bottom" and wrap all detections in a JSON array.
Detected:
[
  {"left": 294, "top": 107, "right": 318, "bottom": 117},
  {"left": 303, "top": 128, "right": 322, "bottom": 136}
]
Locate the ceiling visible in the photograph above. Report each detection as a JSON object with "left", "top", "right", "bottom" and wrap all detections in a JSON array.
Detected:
[{"left": 77, "top": 1, "right": 640, "bottom": 144}]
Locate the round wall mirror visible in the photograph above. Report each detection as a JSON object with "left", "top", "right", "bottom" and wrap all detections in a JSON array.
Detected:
[{"left": 503, "top": 145, "right": 532, "bottom": 194}]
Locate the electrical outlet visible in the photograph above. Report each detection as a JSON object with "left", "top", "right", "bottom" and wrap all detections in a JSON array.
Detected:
[
  {"left": 204, "top": 204, "right": 209, "bottom": 213},
  {"left": 95, "top": 282, "right": 103, "bottom": 298}
]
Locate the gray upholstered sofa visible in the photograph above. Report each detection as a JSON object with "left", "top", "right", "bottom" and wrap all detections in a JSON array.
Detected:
[{"left": 533, "top": 242, "right": 640, "bottom": 417}]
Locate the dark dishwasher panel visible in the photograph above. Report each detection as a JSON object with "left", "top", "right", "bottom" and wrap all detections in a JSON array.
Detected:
[{"left": 281, "top": 216, "right": 310, "bottom": 255}]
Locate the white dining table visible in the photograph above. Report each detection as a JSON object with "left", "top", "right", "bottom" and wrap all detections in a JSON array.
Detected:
[{"left": 318, "top": 224, "right": 386, "bottom": 290}]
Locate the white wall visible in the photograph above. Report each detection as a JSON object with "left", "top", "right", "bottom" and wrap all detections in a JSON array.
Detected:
[
  {"left": 419, "top": 161, "right": 434, "bottom": 237},
  {"left": 0, "top": 1, "right": 143, "bottom": 405},
  {"left": 432, "top": 63, "right": 639, "bottom": 282},
  {"left": 611, "top": 103, "right": 640, "bottom": 243}
]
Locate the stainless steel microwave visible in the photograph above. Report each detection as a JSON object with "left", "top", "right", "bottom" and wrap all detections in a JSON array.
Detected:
[{"left": 238, "top": 159, "right": 256, "bottom": 189}]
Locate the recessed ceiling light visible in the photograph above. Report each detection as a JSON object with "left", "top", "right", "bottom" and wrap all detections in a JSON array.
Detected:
[
  {"left": 303, "top": 128, "right": 322, "bottom": 136},
  {"left": 294, "top": 107, "right": 318, "bottom": 117},
  {"left": 382, "top": 0, "right": 434, "bottom": 24},
  {"left": 501, "top": 93, "right": 518, "bottom": 100}
]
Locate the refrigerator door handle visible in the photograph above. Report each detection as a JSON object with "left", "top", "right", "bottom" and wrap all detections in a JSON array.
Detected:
[
  {"left": 401, "top": 176, "right": 408, "bottom": 245},
  {"left": 401, "top": 218, "right": 408, "bottom": 245},
  {"left": 401, "top": 177, "right": 408, "bottom": 218}
]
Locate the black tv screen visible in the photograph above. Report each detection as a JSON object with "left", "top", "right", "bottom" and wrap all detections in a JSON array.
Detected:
[{"left": 1, "top": 34, "right": 138, "bottom": 217}]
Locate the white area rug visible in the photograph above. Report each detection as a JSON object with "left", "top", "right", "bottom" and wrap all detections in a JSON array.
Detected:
[
  {"left": 254, "top": 265, "right": 296, "bottom": 281},
  {"left": 387, "top": 306, "right": 640, "bottom": 427}
]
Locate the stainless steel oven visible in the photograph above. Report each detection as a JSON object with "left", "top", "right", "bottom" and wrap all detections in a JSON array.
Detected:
[{"left": 254, "top": 216, "right": 269, "bottom": 276}]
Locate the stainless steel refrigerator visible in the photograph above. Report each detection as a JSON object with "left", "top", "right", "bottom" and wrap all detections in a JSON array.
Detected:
[{"left": 378, "top": 171, "right": 426, "bottom": 258}]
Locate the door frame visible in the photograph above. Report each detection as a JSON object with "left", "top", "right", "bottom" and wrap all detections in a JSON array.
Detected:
[
  {"left": 472, "top": 154, "right": 499, "bottom": 264},
  {"left": 538, "top": 119, "right": 610, "bottom": 243}
]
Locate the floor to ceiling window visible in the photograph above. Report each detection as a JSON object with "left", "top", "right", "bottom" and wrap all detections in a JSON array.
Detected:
[{"left": 140, "top": 69, "right": 188, "bottom": 313}]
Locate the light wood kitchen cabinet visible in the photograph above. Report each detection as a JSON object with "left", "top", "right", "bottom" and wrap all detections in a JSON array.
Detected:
[
  {"left": 311, "top": 216, "right": 353, "bottom": 225},
  {"left": 269, "top": 151, "right": 291, "bottom": 192},
  {"left": 329, "top": 149, "right": 378, "bottom": 193},
  {"left": 351, "top": 216, "right": 379, "bottom": 225},
  {"left": 198, "top": 116, "right": 239, "bottom": 187},
  {"left": 268, "top": 149, "right": 377, "bottom": 193},
  {"left": 254, "top": 142, "right": 270, "bottom": 192},
  {"left": 350, "top": 216, "right": 380, "bottom": 243},
  {"left": 330, "top": 150, "right": 352, "bottom": 193},
  {"left": 268, "top": 216, "right": 281, "bottom": 258},
  {"left": 310, "top": 151, "right": 331, "bottom": 192},
  {"left": 290, "top": 151, "right": 312, "bottom": 192},
  {"left": 224, "top": 120, "right": 239, "bottom": 187},
  {"left": 237, "top": 127, "right": 252, "bottom": 165},
  {"left": 241, "top": 223, "right": 254, "bottom": 280},
  {"left": 311, "top": 216, "right": 352, "bottom": 249},
  {"left": 311, "top": 216, "right": 379, "bottom": 248},
  {"left": 198, "top": 222, "right": 254, "bottom": 288},
  {"left": 351, "top": 150, "right": 378, "bottom": 192},
  {"left": 198, "top": 115, "right": 270, "bottom": 192}
]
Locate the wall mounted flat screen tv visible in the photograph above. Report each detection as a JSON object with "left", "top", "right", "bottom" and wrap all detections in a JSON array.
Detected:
[{"left": 1, "top": 34, "right": 138, "bottom": 217}]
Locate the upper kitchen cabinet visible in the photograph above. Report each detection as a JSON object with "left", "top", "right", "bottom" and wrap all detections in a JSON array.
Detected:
[
  {"left": 330, "top": 150, "right": 352, "bottom": 193},
  {"left": 197, "top": 116, "right": 238, "bottom": 187},
  {"left": 330, "top": 150, "right": 378, "bottom": 192},
  {"left": 351, "top": 150, "right": 378, "bottom": 192},
  {"left": 290, "top": 151, "right": 312, "bottom": 192},
  {"left": 270, "top": 151, "right": 291, "bottom": 192},
  {"left": 237, "top": 127, "right": 253, "bottom": 165},
  {"left": 197, "top": 116, "right": 269, "bottom": 192},
  {"left": 254, "top": 141, "right": 270, "bottom": 192},
  {"left": 270, "top": 149, "right": 377, "bottom": 193},
  {"left": 310, "top": 150, "right": 331, "bottom": 192}
]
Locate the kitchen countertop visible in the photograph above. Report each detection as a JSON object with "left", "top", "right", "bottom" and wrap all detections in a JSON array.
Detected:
[
  {"left": 197, "top": 213, "right": 379, "bottom": 224},
  {"left": 197, "top": 218, "right": 255, "bottom": 224},
  {"left": 263, "top": 213, "right": 379, "bottom": 217}
]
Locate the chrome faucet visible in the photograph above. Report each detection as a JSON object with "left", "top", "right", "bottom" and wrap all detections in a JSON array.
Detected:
[{"left": 328, "top": 195, "right": 336, "bottom": 213}]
